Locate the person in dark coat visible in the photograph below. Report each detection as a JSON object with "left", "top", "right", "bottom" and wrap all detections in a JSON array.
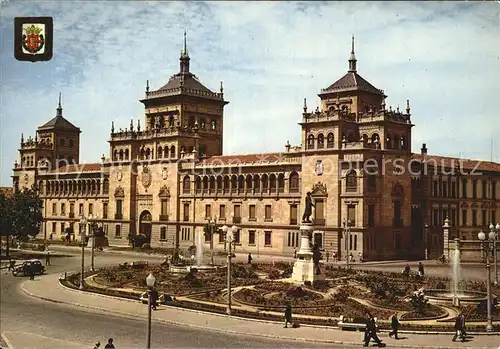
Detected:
[
  {"left": 418, "top": 262, "right": 425, "bottom": 276},
  {"left": 301, "top": 192, "right": 315, "bottom": 223},
  {"left": 45, "top": 251, "right": 51, "bottom": 266},
  {"left": 284, "top": 303, "right": 292, "bottom": 328},
  {"left": 29, "top": 263, "right": 35, "bottom": 280},
  {"left": 452, "top": 313, "right": 465, "bottom": 342},
  {"left": 247, "top": 253, "right": 253, "bottom": 265},
  {"left": 104, "top": 338, "right": 115, "bottom": 348},
  {"left": 150, "top": 288, "right": 158, "bottom": 310},
  {"left": 363, "top": 313, "right": 382, "bottom": 347},
  {"left": 388, "top": 314, "right": 399, "bottom": 339}
]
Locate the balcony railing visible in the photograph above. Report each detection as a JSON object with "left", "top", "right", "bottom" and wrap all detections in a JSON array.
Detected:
[
  {"left": 159, "top": 214, "right": 169, "bottom": 221},
  {"left": 233, "top": 217, "right": 241, "bottom": 224},
  {"left": 115, "top": 213, "right": 123, "bottom": 220}
]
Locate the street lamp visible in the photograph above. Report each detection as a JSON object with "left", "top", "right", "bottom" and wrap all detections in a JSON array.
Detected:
[
  {"left": 222, "top": 225, "right": 234, "bottom": 315},
  {"left": 79, "top": 215, "right": 88, "bottom": 290},
  {"left": 146, "top": 273, "right": 156, "bottom": 349},
  {"left": 478, "top": 229, "right": 495, "bottom": 332},
  {"left": 88, "top": 214, "right": 100, "bottom": 272},
  {"left": 424, "top": 224, "right": 429, "bottom": 260},
  {"left": 343, "top": 219, "right": 352, "bottom": 269},
  {"left": 490, "top": 223, "right": 499, "bottom": 285}
]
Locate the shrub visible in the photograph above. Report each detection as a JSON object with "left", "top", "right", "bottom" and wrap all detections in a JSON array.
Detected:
[
  {"left": 334, "top": 288, "right": 349, "bottom": 303},
  {"left": 267, "top": 269, "right": 281, "bottom": 280}
]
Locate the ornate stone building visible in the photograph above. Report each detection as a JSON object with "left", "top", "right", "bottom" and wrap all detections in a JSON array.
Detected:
[{"left": 11, "top": 37, "right": 500, "bottom": 260}]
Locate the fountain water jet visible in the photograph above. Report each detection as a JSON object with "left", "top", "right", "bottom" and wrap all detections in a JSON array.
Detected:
[{"left": 451, "top": 245, "right": 461, "bottom": 302}]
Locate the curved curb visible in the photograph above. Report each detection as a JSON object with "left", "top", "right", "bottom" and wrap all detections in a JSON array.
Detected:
[{"left": 1, "top": 333, "right": 15, "bottom": 349}]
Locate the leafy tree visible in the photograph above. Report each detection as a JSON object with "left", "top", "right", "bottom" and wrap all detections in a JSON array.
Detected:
[{"left": 0, "top": 186, "right": 43, "bottom": 257}]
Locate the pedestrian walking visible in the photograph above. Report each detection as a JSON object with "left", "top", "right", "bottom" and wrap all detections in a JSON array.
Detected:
[
  {"left": 104, "top": 338, "right": 115, "bottom": 348},
  {"left": 93, "top": 342, "right": 100, "bottom": 349},
  {"left": 45, "top": 251, "right": 51, "bottom": 266},
  {"left": 293, "top": 248, "right": 297, "bottom": 259},
  {"left": 418, "top": 262, "right": 425, "bottom": 276},
  {"left": 284, "top": 302, "right": 292, "bottom": 328},
  {"left": 332, "top": 251, "right": 337, "bottom": 262},
  {"left": 363, "top": 313, "right": 382, "bottom": 347},
  {"left": 150, "top": 288, "right": 158, "bottom": 310},
  {"left": 29, "top": 263, "right": 35, "bottom": 281},
  {"left": 247, "top": 253, "right": 253, "bottom": 265},
  {"left": 388, "top": 314, "right": 399, "bottom": 339},
  {"left": 8, "top": 259, "right": 15, "bottom": 271},
  {"left": 325, "top": 251, "right": 330, "bottom": 263},
  {"left": 452, "top": 313, "right": 465, "bottom": 342}
]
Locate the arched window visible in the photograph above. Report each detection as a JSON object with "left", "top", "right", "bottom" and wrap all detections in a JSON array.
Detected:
[
  {"left": 262, "top": 174, "right": 269, "bottom": 192},
  {"left": 195, "top": 176, "right": 202, "bottom": 193},
  {"left": 200, "top": 119, "right": 206, "bottom": 129},
  {"left": 307, "top": 134, "right": 315, "bottom": 150},
  {"left": 289, "top": 172, "right": 299, "bottom": 193},
  {"left": 346, "top": 170, "right": 357, "bottom": 192},
  {"left": 216, "top": 176, "right": 222, "bottom": 193},
  {"left": 170, "top": 145, "right": 176, "bottom": 158},
  {"left": 231, "top": 175, "right": 237, "bottom": 193},
  {"left": 385, "top": 134, "right": 392, "bottom": 149},
  {"left": 69, "top": 139, "right": 74, "bottom": 148},
  {"left": 145, "top": 148, "right": 151, "bottom": 159},
  {"left": 211, "top": 120, "right": 217, "bottom": 130},
  {"left": 124, "top": 149, "right": 129, "bottom": 160},
  {"left": 223, "top": 176, "right": 230, "bottom": 193},
  {"left": 169, "top": 115, "right": 174, "bottom": 127},
  {"left": 209, "top": 176, "right": 215, "bottom": 192},
  {"left": 371, "top": 133, "right": 380, "bottom": 144},
  {"left": 317, "top": 134, "right": 324, "bottom": 149},
  {"left": 139, "top": 148, "right": 145, "bottom": 160},
  {"left": 59, "top": 138, "right": 65, "bottom": 146},
  {"left": 183, "top": 175, "right": 190, "bottom": 194},
  {"left": 202, "top": 176, "right": 209, "bottom": 193},
  {"left": 327, "top": 133, "right": 334, "bottom": 148},
  {"left": 119, "top": 149, "right": 124, "bottom": 161},
  {"left": 253, "top": 175, "right": 260, "bottom": 192},
  {"left": 269, "top": 174, "right": 277, "bottom": 193},
  {"left": 277, "top": 173, "right": 285, "bottom": 193},
  {"left": 238, "top": 175, "right": 244, "bottom": 193},
  {"left": 246, "top": 175, "right": 253, "bottom": 192},
  {"left": 157, "top": 146, "right": 163, "bottom": 159},
  {"left": 400, "top": 135, "right": 406, "bottom": 149},
  {"left": 113, "top": 150, "right": 118, "bottom": 161}
]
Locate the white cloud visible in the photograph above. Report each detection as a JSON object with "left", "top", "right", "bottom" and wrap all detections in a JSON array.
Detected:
[{"left": 0, "top": 1, "right": 499, "bottom": 185}]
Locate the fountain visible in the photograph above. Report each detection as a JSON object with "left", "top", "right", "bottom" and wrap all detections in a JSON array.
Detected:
[
  {"left": 169, "top": 231, "right": 219, "bottom": 274},
  {"left": 424, "top": 244, "right": 490, "bottom": 306}
]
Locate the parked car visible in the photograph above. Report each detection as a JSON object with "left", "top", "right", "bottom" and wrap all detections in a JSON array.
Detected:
[
  {"left": 12, "top": 259, "right": 45, "bottom": 277},
  {"left": 139, "top": 291, "right": 174, "bottom": 305}
]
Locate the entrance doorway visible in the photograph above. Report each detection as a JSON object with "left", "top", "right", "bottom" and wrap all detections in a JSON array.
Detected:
[{"left": 139, "top": 210, "right": 152, "bottom": 243}]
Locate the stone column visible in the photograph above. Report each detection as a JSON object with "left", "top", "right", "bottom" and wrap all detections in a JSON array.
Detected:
[
  {"left": 292, "top": 223, "right": 322, "bottom": 283},
  {"left": 443, "top": 217, "right": 450, "bottom": 259}
]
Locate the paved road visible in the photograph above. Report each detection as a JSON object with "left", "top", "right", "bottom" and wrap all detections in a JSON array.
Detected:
[{"left": 1, "top": 251, "right": 331, "bottom": 348}]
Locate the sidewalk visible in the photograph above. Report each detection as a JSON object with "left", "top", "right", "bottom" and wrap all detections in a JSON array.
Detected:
[{"left": 20, "top": 273, "right": 500, "bottom": 349}]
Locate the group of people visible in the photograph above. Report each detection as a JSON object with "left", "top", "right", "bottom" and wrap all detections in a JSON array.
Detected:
[
  {"left": 93, "top": 338, "right": 115, "bottom": 348},
  {"left": 402, "top": 262, "right": 425, "bottom": 277}
]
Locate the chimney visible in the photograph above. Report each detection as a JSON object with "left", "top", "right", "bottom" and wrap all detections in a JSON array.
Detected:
[{"left": 421, "top": 143, "right": 427, "bottom": 155}]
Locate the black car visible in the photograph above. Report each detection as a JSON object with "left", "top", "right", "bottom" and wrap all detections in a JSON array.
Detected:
[{"left": 12, "top": 259, "right": 45, "bottom": 277}]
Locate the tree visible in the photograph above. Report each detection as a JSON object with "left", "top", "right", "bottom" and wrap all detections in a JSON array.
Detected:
[{"left": 0, "top": 186, "right": 43, "bottom": 257}]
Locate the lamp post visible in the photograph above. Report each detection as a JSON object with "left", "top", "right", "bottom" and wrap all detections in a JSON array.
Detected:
[
  {"left": 146, "top": 273, "right": 156, "bottom": 349},
  {"left": 490, "top": 223, "right": 499, "bottom": 285},
  {"left": 79, "top": 215, "right": 87, "bottom": 290},
  {"left": 424, "top": 224, "right": 429, "bottom": 260},
  {"left": 207, "top": 217, "right": 217, "bottom": 265},
  {"left": 88, "top": 214, "right": 99, "bottom": 272},
  {"left": 222, "top": 224, "right": 234, "bottom": 315},
  {"left": 343, "top": 219, "right": 352, "bottom": 269},
  {"left": 478, "top": 229, "right": 495, "bottom": 332}
]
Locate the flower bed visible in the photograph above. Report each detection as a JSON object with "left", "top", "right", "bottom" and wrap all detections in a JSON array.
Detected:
[{"left": 399, "top": 304, "right": 447, "bottom": 320}]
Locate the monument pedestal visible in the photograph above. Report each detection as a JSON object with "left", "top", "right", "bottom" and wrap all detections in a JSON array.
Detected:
[{"left": 292, "top": 223, "right": 323, "bottom": 283}]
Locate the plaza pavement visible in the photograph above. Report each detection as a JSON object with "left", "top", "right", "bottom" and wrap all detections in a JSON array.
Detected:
[{"left": 19, "top": 273, "right": 500, "bottom": 349}]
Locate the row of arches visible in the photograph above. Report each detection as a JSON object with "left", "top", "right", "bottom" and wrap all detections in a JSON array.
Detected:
[
  {"left": 42, "top": 178, "right": 109, "bottom": 196},
  {"left": 307, "top": 133, "right": 335, "bottom": 150},
  {"left": 112, "top": 145, "right": 178, "bottom": 161},
  {"left": 182, "top": 172, "right": 300, "bottom": 195}
]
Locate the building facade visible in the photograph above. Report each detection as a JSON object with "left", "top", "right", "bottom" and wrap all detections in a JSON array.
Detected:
[{"left": 11, "top": 38, "right": 500, "bottom": 260}]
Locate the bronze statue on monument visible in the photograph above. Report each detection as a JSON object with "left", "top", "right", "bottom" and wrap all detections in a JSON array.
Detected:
[{"left": 301, "top": 192, "right": 315, "bottom": 223}]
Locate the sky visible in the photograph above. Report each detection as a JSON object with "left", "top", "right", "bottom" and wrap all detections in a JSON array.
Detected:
[{"left": 0, "top": 1, "right": 499, "bottom": 186}]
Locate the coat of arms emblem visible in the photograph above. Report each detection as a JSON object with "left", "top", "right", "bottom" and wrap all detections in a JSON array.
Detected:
[
  {"left": 14, "top": 17, "right": 53, "bottom": 62},
  {"left": 141, "top": 166, "right": 152, "bottom": 188},
  {"left": 315, "top": 160, "right": 324, "bottom": 176}
]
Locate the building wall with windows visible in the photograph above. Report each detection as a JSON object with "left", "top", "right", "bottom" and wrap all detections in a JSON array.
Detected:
[{"left": 11, "top": 39, "right": 500, "bottom": 260}]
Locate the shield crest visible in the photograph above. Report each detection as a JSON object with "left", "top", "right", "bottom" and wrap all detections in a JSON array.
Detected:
[{"left": 14, "top": 17, "right": 53, "bottom": 62}]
